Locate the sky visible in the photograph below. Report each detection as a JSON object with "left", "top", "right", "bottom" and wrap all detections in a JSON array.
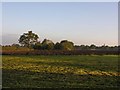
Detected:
[{"left": 1, "top": 2, "right": 118, "bottom": 46}]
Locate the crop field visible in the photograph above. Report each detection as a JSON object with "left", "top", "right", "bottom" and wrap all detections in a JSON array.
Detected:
[{"left": 2, "top": 55, "right": 119, "bottom": 88}]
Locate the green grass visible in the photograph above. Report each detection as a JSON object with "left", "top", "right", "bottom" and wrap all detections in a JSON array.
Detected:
[{"left": 2, "top": 55, "right": 119, "bottom": 88}]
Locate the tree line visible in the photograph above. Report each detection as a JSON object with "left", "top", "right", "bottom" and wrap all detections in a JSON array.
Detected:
[
  {"left": 1, "top": 31, "right": 119, "bottom": 51},
  {"left": 19, "top": 31, "right": 74, "bottom": 50}
]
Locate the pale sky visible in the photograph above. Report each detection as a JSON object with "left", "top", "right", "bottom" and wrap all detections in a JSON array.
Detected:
[{"left": 1, "top": 2, "right": 118, "bottom": 46}]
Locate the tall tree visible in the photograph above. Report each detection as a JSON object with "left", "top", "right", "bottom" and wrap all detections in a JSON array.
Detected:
[{"left": 19, "top": 31, "right": 39, "bottom": 48}]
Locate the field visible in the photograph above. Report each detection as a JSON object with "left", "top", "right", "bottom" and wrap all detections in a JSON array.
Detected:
[{"left": 2, "top": 55, "right": 119, "bottom": 88}]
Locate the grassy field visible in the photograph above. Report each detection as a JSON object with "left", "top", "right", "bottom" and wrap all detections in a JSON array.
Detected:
[{"left": 2, "top": 55, "right": 119, "bottom": 88}]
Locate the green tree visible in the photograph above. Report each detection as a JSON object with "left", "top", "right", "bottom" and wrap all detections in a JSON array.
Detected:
[
  {"left": 90, "top": 44, "right": 96, "bottom": 50},
  {"left": 41, "top": 39, "right": 54, "bottom": 50},
  {"left": 32, "top": 42, "right": 42, "bottom": 50},
  {"left": 54, "top": 42, "right": 61, "bottom": 50},
  {"left": 60, "top": 40, "right": 74, "bottom": 50},
  {"left": 19, "top": 31, "right": 39, "bottom": 48}
]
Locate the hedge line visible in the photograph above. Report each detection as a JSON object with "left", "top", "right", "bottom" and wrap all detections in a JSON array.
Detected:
[{"left": 1, "top": 50, "right": 119, "bottom": 55}]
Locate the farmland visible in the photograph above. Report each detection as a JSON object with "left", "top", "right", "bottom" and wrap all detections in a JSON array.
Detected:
[{"left": 2, "top": 55, "right": 119, "bottom": 88}]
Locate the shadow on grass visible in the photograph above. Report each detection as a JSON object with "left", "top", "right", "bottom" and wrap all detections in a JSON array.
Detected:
[{"left": 2, "top": 68, "right": 118, "bottom": 88}]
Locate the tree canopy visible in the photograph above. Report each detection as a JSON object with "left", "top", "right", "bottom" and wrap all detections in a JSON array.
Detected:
[
  {"left": 18, "top": 31, "right": 118, "bottom": 51},
  {"left": 41, "top": 39, "right": 54, "bottom": 50},
  {"left": 19, "top": 31, "right": 39, "bottom": 48},
  {"left": 60, "top": 40, "right": 74, "bottom": 50}
]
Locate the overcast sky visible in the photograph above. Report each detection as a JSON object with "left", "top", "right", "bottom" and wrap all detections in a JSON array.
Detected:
[{"left": 1, "top": 2, "right": 118, "bottom": 46}]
